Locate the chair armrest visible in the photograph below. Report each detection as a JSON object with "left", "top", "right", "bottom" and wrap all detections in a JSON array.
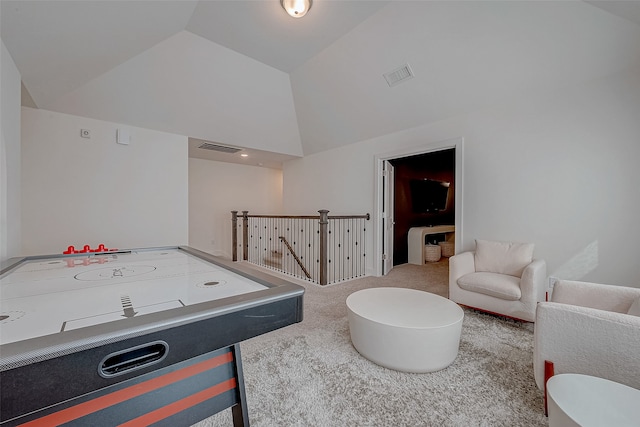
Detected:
[
  {"left": 519, "top": 259, "right": 547, "bottom": 305},
  {"left": 449, "top": 251, "right": 475, "bottom": 283},
  {"left": 533, "top": 301, "right": 640, "bottom": 390},
  {"left": 551, "top": 280, "right": 640, "bottom": 313}
]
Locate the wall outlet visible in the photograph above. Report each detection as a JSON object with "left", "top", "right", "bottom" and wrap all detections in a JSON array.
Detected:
[
  {"left": 80, "top": 129, "right": 91, "bottom": 138},
  {"left": 548, "top": 276, "right": 559, "bottom": 289}
]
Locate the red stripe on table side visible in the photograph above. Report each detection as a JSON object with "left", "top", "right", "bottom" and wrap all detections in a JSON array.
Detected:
[
  {"left": 117, "top": 378, "right": 237, "bottom": 427},
  {"left": 17, "top": 351, "right": 235, "bottom": 427}
]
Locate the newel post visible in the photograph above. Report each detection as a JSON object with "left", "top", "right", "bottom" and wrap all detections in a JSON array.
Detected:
[
  {"left": 319, "top": 210, "right": 329, "bottom": 286},
  {"left": 231, "top": 211, "right": 238, "bottom": 261},
  {"left": 242, "top": 211, "right": 249, "bottom": 261}
]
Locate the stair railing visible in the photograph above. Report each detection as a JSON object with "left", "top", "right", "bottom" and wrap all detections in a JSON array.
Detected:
[{"left": 231, "top": 210, "right": 369, "bottom": 285}]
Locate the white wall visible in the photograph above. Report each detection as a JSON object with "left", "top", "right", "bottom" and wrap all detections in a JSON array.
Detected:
[
  {"left": 47, "top": 31, "right": 303, "bottom": 157},
  {"left": 1, "top": 40, "right": 22, "bottom": 262},
  {"left": 189, "top": 158, "right": 282, "bottom": 259},
  {"left": 21, "top": 108, "right": 188, "bottom": 255},
  {"left": 283, "top": 66, "right": 640, "bottom": 288},
  {"left": 291, "top": 1, "right": 640, "bottom": 156}
]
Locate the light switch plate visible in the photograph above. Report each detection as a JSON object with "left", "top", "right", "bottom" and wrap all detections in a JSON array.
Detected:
[{"left": 116, "top": 129, "right": 130, "bottom": 145}]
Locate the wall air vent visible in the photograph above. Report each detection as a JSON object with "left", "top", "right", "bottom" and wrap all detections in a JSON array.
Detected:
[
  {"left": 383, "top": 63, "right": 414, "bottom": 87},
  {"left": 197, "top": 142, "right": 242, "bottom": 154}
]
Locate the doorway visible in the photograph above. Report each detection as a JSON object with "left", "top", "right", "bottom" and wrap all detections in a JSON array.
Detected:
[
  {"left": 389, "top": 149, "right": 455, "bottom": 265},
  {"left": 373, "top": 138, "right": 464, "bottom": 276}
]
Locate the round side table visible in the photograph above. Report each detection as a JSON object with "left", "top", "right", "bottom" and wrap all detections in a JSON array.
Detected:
[{"left": 547, "top": 374, "right": 640, "bottom": 427}]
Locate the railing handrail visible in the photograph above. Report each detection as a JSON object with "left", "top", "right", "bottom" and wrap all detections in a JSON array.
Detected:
[
  {"left": 245, "top": 214, "right": 370, "bottom": 220},
  {"left": 279, "top": 236, "right": 311, "bottom": 279},
  {"left": 328, "top": 214, "right": 370, "bottom": 220},
  {"left": 247, "top": 214, "right": 319, "bottom": 219}
]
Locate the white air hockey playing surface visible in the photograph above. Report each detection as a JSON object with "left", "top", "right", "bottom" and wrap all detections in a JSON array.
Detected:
[{"left": 0, "top": 248, "right": 268, "bottom": 345}]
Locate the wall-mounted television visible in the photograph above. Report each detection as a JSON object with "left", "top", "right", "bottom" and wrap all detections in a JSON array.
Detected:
[{"left": 410, "top": 179, "right": 450, "bottom": 213}]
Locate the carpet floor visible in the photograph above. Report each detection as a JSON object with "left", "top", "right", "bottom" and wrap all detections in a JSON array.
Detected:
[{"left": 194, "top": 260, "right": 548, "bottom": 427}]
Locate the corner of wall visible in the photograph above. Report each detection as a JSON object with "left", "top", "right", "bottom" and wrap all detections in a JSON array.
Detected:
[{"left": 1, "top": 39, "right": 22, "bottom": 262}]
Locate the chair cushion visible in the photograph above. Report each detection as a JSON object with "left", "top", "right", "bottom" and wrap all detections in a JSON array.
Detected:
[
  {"left": 457, "top": 272, "right": 522, "bottom": 301},
  {"left": 628, "top": 297, "right": 640, "bottom": 317},
  {"left": 474, "top": 239, "right": 534, "bottom": 278}
]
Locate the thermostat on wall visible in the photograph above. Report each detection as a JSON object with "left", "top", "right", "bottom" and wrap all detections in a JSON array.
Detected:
[{"left": 116, "top": 129, "right": 130, "bottom": 145}]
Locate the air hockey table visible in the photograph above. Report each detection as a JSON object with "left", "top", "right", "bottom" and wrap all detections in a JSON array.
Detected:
[{"left": 0, "top": 246, "right": 305, "bottom": 427}]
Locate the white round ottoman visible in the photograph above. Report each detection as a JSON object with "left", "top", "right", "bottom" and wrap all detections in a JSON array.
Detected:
[
  {"left": 346, "top": 287, "right": 464, "bottom": 373},
  {"left": 547, "top": 374, "right": 640, "bottom": 427}
]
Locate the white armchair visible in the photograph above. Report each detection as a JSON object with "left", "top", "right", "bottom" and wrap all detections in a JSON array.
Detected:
[
  {"left": 534, "top": 280, "right": 640, "bottom": 394},
  {"left": 449, "top": 239, "right": 546, "bottom": 322}
]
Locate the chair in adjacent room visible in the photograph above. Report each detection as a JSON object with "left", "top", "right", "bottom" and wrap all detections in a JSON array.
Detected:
[
  {"left": 448, "top": 239, "right": 547, "bottom": 322},
  {"left": 533, "top": 279, "right": 640, "bottom": 412}
]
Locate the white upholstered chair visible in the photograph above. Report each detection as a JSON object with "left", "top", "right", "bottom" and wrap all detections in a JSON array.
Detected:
[
  {"left": 449, "top": 239, "right": 546, "bottom": 322},
  {"left": 534, "top": 280, "right": 640, "bottom": 399}
]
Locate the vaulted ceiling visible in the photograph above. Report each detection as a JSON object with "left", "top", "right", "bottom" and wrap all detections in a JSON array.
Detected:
[{"left": 3, "top": 1, "right": 640, "bottom": 166}]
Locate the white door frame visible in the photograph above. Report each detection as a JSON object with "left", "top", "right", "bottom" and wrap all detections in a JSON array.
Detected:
[
  {"left": 382, "top": 160, "right": 394, "bottom": 275},
  {"left": 373, "top": 137, "right": 464, "bottom": 276}
]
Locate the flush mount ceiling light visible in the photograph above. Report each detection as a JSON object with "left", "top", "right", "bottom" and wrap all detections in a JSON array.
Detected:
[{"left": 281, "top": 0, "right": 312, "bottom": 18}]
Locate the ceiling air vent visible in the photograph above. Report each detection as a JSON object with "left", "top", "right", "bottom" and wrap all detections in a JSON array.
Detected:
[
  {"left": 383, "top": 63, "right": 414, "bottom": 87},
  {"left": 197, "top": 142, "right": 242, "bottom": 154}
]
